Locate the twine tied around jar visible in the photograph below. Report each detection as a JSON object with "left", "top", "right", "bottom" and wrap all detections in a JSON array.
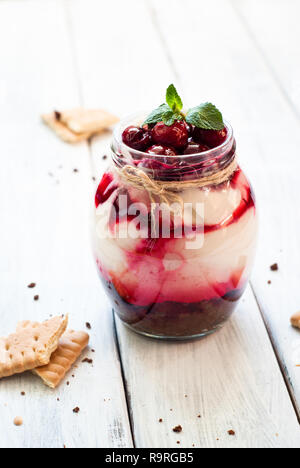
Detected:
[{"left": 115, "top": 157, "right": 238, "bottom": 209}]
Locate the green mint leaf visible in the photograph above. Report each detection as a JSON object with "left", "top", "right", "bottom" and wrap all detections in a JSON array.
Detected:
[
  {"left": 186, "top": 103, "right": 224, "bottom": 130},
  {"left": 144, "top": 103, "right": 171, "bottom": 125},
  {"left": 162, "top": 110, "right": 176, "bottom": 126},
  {"left": 166, "top": 84, "right": 183, "bottom": 113}
]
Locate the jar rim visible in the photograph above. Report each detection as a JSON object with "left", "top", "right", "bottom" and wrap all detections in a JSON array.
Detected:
[{"left": 112, "top": 111, "right": 234, "bottom": 162}]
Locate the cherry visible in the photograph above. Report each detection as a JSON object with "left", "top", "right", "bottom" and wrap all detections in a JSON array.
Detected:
[
  {"left": 152, "top": 120, "right": 188, "bottom": 150},
  {"left": 138, "top": 159, "right": 169, "bottom": 171},
  {"left": 122, "top": 126, "right": 152, "bottom": 151},
  {"left": 193, "top": 127, "right": 227, "bottom": 148},
  {"left": 146, "top": 145, "right": 177, "bottom": 156},
  {"left": 184, "top": 142, "right": 210, "bottom": 155},
  {"left": 95, "top": 173, "right": 117, "bottom": 207}
]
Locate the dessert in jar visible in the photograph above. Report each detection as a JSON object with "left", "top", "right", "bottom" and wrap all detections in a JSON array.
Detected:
[{"left": 93, "top": 85, "right": 258, "bottom": 340}]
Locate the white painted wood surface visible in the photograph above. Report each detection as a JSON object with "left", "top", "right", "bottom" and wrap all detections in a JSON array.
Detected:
[
  {"left": 0, "top": 0, "right": 132, "bottom": 449},
  {"left": 0, "top": 0, "right": 300, "bottom": 448}
]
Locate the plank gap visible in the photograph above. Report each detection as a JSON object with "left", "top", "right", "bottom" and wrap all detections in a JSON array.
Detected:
[
  {"left": 230, "top": 0, "right": 300, "bottom": 125},
  {"left": 146, "top": 0, "right": 182, "bottom": 85},
  {"left": 113, "top": 311, "right": 137, "bottom": 447},
  {"left": 250, "top": 282, "right": 300, "bottom": 423}
]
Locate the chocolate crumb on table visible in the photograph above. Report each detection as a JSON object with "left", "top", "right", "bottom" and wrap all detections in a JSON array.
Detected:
[
  {"left": 82, "top": 358, "right": 93, "bottom": 364},
  {"left": 34, "top": 295, "right": 39, "bottom": 301},
  {"left": 85, "top": 322, "right": 91, "bottom": 330},
  {"left": 228, "top": 430, "right": 235, "bottom": 436},
  {"left": 176, "top": 441, "right": 180, "bottom": 444},
  {"left": 27, "top": 283, "right": 36, "bottom": 289},
  {"left": 21, "top": 392, "right": 25, "bottom": 396},
  {"left": 102, "top": 155, "right": 108, "bottom": 160},
  {"left": 173, "top": 425, "right": 182, "bottom": 433},
  {"left": 268, "top": 280, "right": 272, "bottom": 284},
  {"left": 54, "top": 110, "right": 61, "bottom": 121},
  {"left": 270, "top": 263, "right": 279, "bottom": 271},
  {"left": 158, "top": 418, "right": 163, "bottom": 423},
  {"left": 73, "top": 407, "right": 80, "bottom": 414}
]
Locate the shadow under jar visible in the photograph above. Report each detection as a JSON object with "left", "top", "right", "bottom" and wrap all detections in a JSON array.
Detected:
[{"left": 93, "top": 114, "right": 258, "bottom": 340}]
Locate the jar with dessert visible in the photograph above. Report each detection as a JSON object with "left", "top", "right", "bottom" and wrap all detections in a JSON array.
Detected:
[{"left": 93, "top": 85, "right": 258, "bottom": 340}]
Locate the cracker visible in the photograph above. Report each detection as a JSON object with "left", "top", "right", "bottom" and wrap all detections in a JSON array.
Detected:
[
  {"left": 291, "top": 312, "right": 300, "bottom": 329},
  {"left": 32, "top": 330, "right": 89, "bottom": 388},
  {"left": 42, "top": 112, "right": 92, "bottom": 143},
  {"left": 0, "top": 315, "right": 68, "bottom": 379},
  {"left": 60, "top": 108, "right": 119, "bottom": 134}
]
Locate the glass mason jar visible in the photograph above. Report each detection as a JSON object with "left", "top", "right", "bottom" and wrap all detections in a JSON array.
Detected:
[{"left": 93, "top": 114, "right": 258, "bottom": 340}]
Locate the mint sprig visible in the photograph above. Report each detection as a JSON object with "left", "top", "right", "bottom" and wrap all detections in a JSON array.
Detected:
[
  {"left": 144, "top": 85, "right": 224, "bottom": 130},
  {"left": 144, "top": 85, "right": 184, "bottom": 127},
  {"left": 186, "top": 103, "right": 224, "bottom": 130},
  {"left": 166, "top": 84, "right": 183, "bottom": 113}
]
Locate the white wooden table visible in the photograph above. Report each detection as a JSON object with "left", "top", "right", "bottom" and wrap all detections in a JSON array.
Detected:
[{"left": 1, "top": 0, "right": 300, "bottom": 449}]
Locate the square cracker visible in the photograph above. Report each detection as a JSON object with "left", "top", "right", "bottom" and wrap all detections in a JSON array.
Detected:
[
  {"left": 32, "top": 330, "right": 89, "bottom": 388},
  {"left": 59, "top": 108, "right": 119, "bottom": 134},
  {"left": 42, "top": 112, "right": 92, "bottom": 143},
  {"left": 0, "top": 315, "right": 68, "bottom": 379}
]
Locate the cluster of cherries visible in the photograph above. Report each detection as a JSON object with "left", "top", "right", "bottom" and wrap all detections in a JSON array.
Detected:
[{"left": 122, "top": 120, "right": 227, "bottom": 156}]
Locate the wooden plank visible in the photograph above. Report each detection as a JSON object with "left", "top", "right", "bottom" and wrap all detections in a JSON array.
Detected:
[
  {"left": 0, "top": 0, "right": 132, "bottom": 448},
  {"left": 69, "top": 0, "right": 300, "bottom": 447},
  {"left": 233, "top": 0, "right": 300, "bottom": 118}
]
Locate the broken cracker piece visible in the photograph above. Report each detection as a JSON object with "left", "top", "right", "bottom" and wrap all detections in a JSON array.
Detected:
[
  {"left": 0, "top": 315, "right": 68, "bottom": 379},
  {"left": 42, "top": 112, "right": 92, "bottom": 143},
  {"left": 291, "top": 312, "right": 300, "bottom": 329},
  {"left": 60, "top": 108, "right": 119, "bottom": 134},
  {"left": 32, "top": 330, "right": 89, "bottom": 389}
]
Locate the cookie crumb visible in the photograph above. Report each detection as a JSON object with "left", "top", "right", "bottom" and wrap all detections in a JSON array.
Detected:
[
  {"left": 54, "top": 110, "right": 61, "bottom": 121},
  {"left": 73, "top": 407, "right": 80, "bottom": 414},
  {"left": 228, "top": 430, "right": 235, "bottom": 436},
  {"left": 34, "top": 295, "right": 39, "bottom": 301},
  {"left": 173, "top": 425, "right": 182, "bottom": 433},
  {"left": 14, "top": 416, "right": 23, "bottom": 426},
  {"left": 82, "top": 358, "right": 93, "bottom": 364},
  {"left": 270, "top": 263, "right": 278, "bottom": 271},
  {"left": 27, "top": 283, "right": 36, "bottom": 289},
  {"left": 85, "top": 322, "right": 91, "bottom": 330}
]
